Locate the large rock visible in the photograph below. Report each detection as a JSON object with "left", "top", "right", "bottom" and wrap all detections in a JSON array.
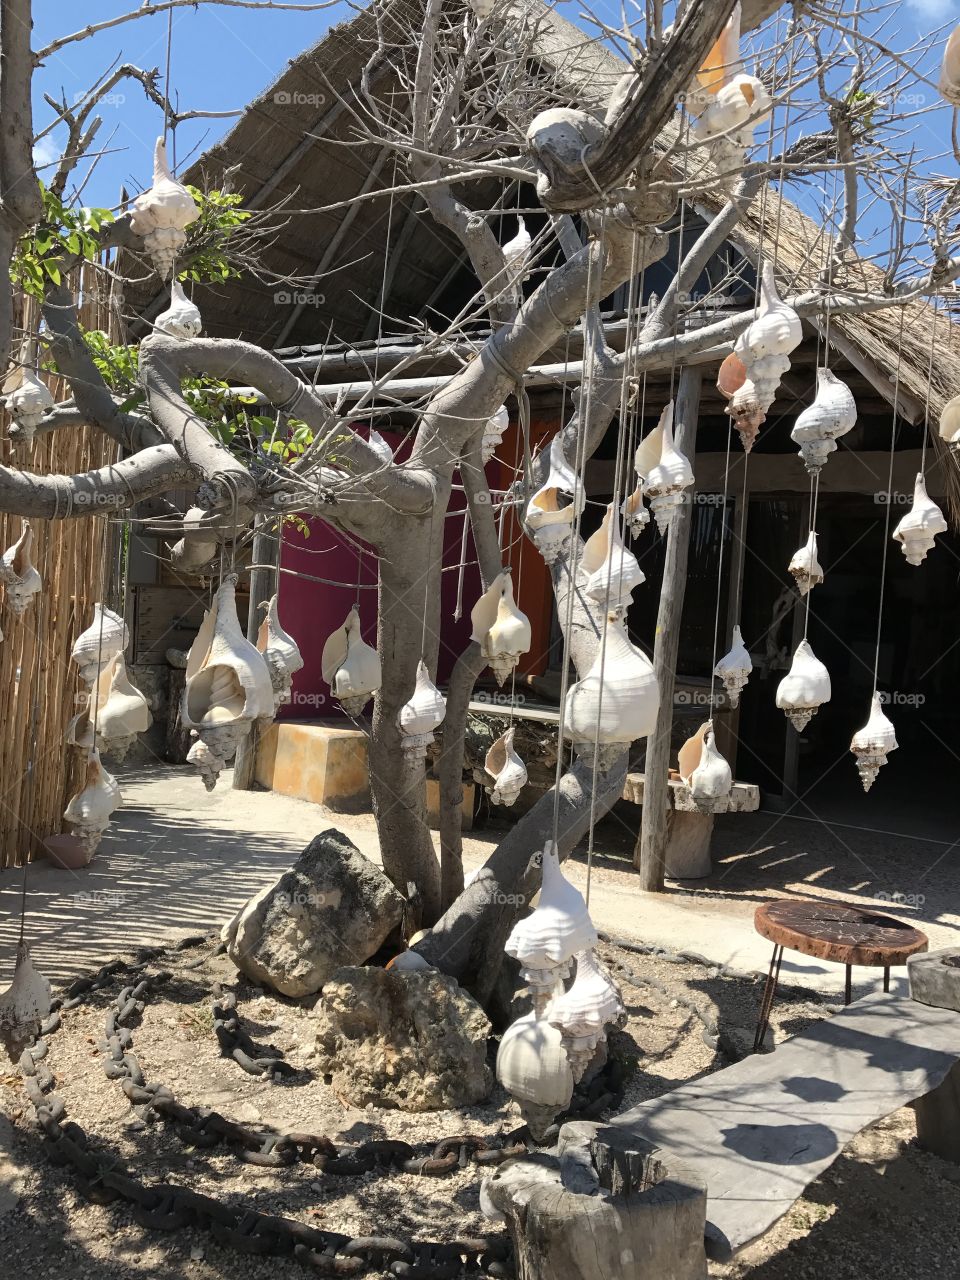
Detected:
[
  {"left": 222, "top": 829, "right": 405, "bottom": 997},
  {"left": 314, "top": 966, "right": 493, "bottom": 1110}
]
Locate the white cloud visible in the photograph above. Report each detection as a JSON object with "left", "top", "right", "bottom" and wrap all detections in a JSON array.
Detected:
[
  {"left": 907, "top": 0, "right": 957, "bottom": 21},
  {"left": 32, "top": 135, "right": 60, "bottom": 172}
]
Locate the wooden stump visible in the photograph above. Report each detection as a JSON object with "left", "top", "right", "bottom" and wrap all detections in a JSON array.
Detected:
[
  {"left": 483, "top": 1121, "right": 707, "bottom": 1280},
  {"left": 664, "top": 811, "right": 714, "bottom": 880},
  {"left": 913, "top": 1062, "right": 960, "bottom": 1164}
]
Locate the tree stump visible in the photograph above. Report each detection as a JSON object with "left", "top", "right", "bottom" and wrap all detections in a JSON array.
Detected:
[
  {"left": 483, "top": 1121, "right": 707, "bottom": 1280},
  {"left": 913, "top": 1062, "right": 960, "bottom": 1164}
]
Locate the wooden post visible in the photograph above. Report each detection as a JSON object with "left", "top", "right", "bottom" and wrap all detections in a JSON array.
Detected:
[
  {"left": 636, "top": 366, "right": 704, "bottom": 889},
  {"left": 233, "top": 519, "right": 279, "bottom": 790}
]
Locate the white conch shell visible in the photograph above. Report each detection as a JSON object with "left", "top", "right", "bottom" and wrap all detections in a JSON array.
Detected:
[
  {"left": 621, "top": 484, "right": 650, "bottom": 538},
  {"left": 155, "top": 279, "right": 202, "bottom": 339},
  {"left": 525, "top": 434, "right": 586, "bottom": 563},
  {"left": 470, "top": 571, "right": 532, "bottom": 686},
  {"left": 0, "top": 521, "right": 41, "bottom": 616},
  {"left": 0, "top": 943, "right": 52, "bottom": 1061},
  {"left": 548, "top": 950, "right": 623, "bottom": 1081},
  {"left": 714, "top": 624, "right": 752, "bottom": 707},
  {"left": 67, "top": 653, "right": 152, "bottom": 762},
  {"left": 367, "top": 429, "right": 394, "bottom": 464},
  {"left": 397, "top": 659, "right": 446, "bottom": 759},
  {"left": 788, "top": 531, "right": 824, "bottom": 596},
  {"left": 850, "top": 692, "right": 898, "bottom": 793},
  {"left": 582, "top": 504, "right": 645, "bottom": 607},
  {"left": 678, "top": 721, "right": 732, "bottom": 813},
  {"left": 130, "top": 138, "right": 200, "bottom": 277},
  {"left": 892, "top": 473, "right": 947, "bottom": 566},
  {"left": 71, "top": 602, "right": 129, "bottom": 685},
  {"left": 481, "top": 404, "right": 509, "bottom": 463},
  {"left": 182, "top": 575, "right": 275, "bottom": 789},
  {"left": 940, "top": 23, "right": 960, "bottom": 105},
  {"left": 939, "top": 393, "right": 960, "bottom": 448},
  {"left": 496, "top": 1003, "right": 574, "bottom": 1139},
  {"left": 320, "top": 605, "right": 380, "bottom": 715},
  {"left": 484, "top": 726, "right": 527, "bottom": 807},
  {"left": 3, "top": 368, "right": 54, "bottom": 444},
  {"left": 692, "top": 74, "right": 772, "bottom": 147},
  {"left": 502, "top": 215, "right": 531, "bottom": 295},
  {"left": 641, "top": 401, "right": 694, "bottom": 534},
  {"left": 64, "top": 749, "right": 121, "bottom": 855},
  {"left": 505, "top": 841, "right": 598, "bottom": 979},
  {"left": 791, "top": 368, "right": 857, "bottom": 473},
  {"left": 563, "top": 619, "right": 659, "bottom": 768},
  {"left": 723, "top": 265, "right": 801, "bottom": 444},
  {"left": 776, "top": 639, "right": 831, "bottom": 732},
  {"left": 257, "top": 593, "right": 304, "bottom": 710},
  {"left": 736, "top": 262, "right": 803, "bottom": 363},
  {"left": 694, "top": 2, "right": 743, "bottom": 96}
]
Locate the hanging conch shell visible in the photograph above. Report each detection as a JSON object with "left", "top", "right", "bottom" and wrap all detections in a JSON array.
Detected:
[
  {"left": 496, "top": 1002, "right": 574, "bottom": 1140},
  {"left": 481, "top": 404, "right": 509, "bottom": 463},
  {"left": 66, "top": 653, "right": 152, "bottom": 762},
  {"left": 64, "top": 750, "right": 121, "bottom": 855},
  {"left": 714, "top": 624, "right": 752, "bottom": 707},
  {"left": 678, "top": 721, "right": 732, "bottom": 813},
  {"left": 0, "top": 521, "right": 41, "bottom": 616},
  {"left": 321, "top": 605, "right": 380, "bottom": 716},
  {"left": 155, "top": 279, "right": 202, "bottom": 339},
  {"left": 71, "top": 603, "right": 129, "bottom": 685},
  {"left": 939, "top": 393, "right": 960, "bottom": 449},
  {"left": 621, "top": 484, "right": 650, "bottom": 538},
  {"left": 502, "top": 216, "right": 531, "bottom": 297},
  {"left": 2, "top": 367, "right": 54, "bottom": 445},
  {"left": 850, "top": 692, "right": 898, "bottom": 793},
  {"left": 718, "top": 351, "right": 761, "bottom": 452},
  {"left": 257, "top": 593, "right": 304, "bottom": 710},
  {"left": 689, "top": 6, "right": 770, "bottom": 190},
  {"left": 695, "top": 2, "right": 743, "bottom": 96},
  {"left": 641, "top": 401, "right": 694, "bottom": 534},
  {"left": 525, "top": 434, "right": 585, "bottom": 563},
  {"left": 725, "top": 264, "right": 801, "bottom": 449},
  {"left": 563, "top": 618, "right": 659, "bottom": 768},
  {"left": 130, "top": 138, "right": 200, "bottom": 277},
  {"left": 484, "top": 726, "right": 527, "bottom": 807},
  {"left": 892, "top": 474, "right": 947, "bottom": 566},
  {"left": 182, "top": 575, "right": 275, "bottom": 789},
  {"left": 776, "top": 639, "right": 831, "bottom": 732},
  {"left": 791, "top": 368, "right": 857, "bottom": 473},
  {"left": 582, "top": 504, "right": 645, "bottom": 607},
  {"left": 548, "top": 950, "right": 623, "bottom": 1081},
  {"left": 0, "top": 943, "right": 51, "bottom": 1061},
  {"left": 789, "top": 531, "right": 824, "bottom": 595},
  {"left": 470, "top": 570, "right": 531, "bottom": 686},
  {"left": 397, "top": 659, "right": 445, "bottom": 759},
  {"left": 940, "top": 23, "right": 960, "bottom": 105}
]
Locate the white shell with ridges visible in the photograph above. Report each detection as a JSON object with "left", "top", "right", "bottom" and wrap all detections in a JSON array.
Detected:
[
  {"left": 641, "top": 401, "right": 694, "bottom": 534},
  {"left": 850, "top": 693, "right": 898, "bottom": 792},
  {"left": 64, "top": 750, "right": 121, "bottom": 854},
  {"left": 71, "top": 603, "right": 129, "bottom": 685},
  {"left": 155, "top": 279, "right": 202, "bottom": 339},
  {"left": 563, "top": 619, "right": 659, "bottom": 764},
  {"left": 791, "top": 368, "right": 857, "bottom": 473},
  {"left": 321, "top": 605, "right": 380, "bottom": 715},
  {"left": 940, "top": 24, "right": 960, "bottom": 105},
  {"left": 735, "top": 262, "right": 803, "bottom": 363},
  {"left": 892, "top": 474, "right": 947, "bottom": 566},
  {"left": 789, "top": 531, "right": 824, "bottom": 595},
  {"left": 257, "top": 593, "right": 304, "bottom": 710},
  {"left": 496, "top": 1004, "right": 573, "bottom": 1138},
  {"left": 679, "top": 722, "right": 732, "bottom": 812},
  {"left": 776, "top": 639, "right": 831, "bottom": 732},
  {"left": 470, "top": 571, "right": 531, "bottom": 686},
  {"left": 484, "top": 726, "right": 527, "bottom": 807},
  {"left": 505, "top": 842, "right": 597, "bottom": 971},
  {"left": 481, "top": 404, "right": 509, "bottom": 463},
  {"left": 582, "top": 504, "right": 645, "bottom": 606},
  {"left": 525, "top": 434, "right": 585, "bottom": 563},
  {"left": 130, "top": 138, "right": 200, "bottom": 277},
  {"left": 0, "top": 943, "right": 52, "bottom": 1058},
  {"left": 939, "top": 394, "right": 960, "bottom": 447},
  {"left": 502, "top": 216, "right": 531, "bottom": 293},
  {"left": 548, "top": 949, "right": 623, "bottom": 1080},
  {"left": 397, "top": 660, "right": 446, "bottom": 759},
  {"left": 67, "top": 653, "right": 152, "bottom": 762},
  {"left": 714, "top": 625, "right": 752, "bottom": 707},
  {"left": 3, "top": 368, "right": 54, "bottom": 443},
  {"left": 0, "top": 522, "right": 41, "bottom": 616}
]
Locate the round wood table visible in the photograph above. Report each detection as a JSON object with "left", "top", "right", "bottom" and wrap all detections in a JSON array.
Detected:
[{"left": 753, "top": 898, "right": 929, "bottom": 1052}]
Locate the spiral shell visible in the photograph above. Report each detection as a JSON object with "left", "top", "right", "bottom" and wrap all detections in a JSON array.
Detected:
[
  {"left": 788, "top": 531, "right": 824, "bottom": 596},
  {"left": 2, "top": 368, "right": 54, "bottom": 444},
  {"left": 505, "top": 841, "right": 597, "bottom": 972},
  {"left": 71, "top": 603, "right": 129, "bottom": 686},
  {"left": 850, "top": 692, "right": 898, "bottom": 793},
  {"left": 678, "top": 721, "right": 733, "bottom": 813},
  {"left": 496, "top": 1004, "right": 573, "bottom": 1139},
  {"left": 155, "top": 279, "right": 202, "bottom": 339},
  {"left": 483, "top": 726, "right": 527, "bottom": 807},
  {"left": 892, "top": 473, "right": 947, "bottom": 566},
  {"left": 481, "top": 404, "right": 510, "bottom": 463},
  {"left": 130, "top": 138, "right": 200, "bottom": 277},
  {"left": 791, "top": 368, "right": 857, "bottom": 473},
  {"left": 582, "top": 504, "right": 645, "bottom": 607},
  {"left": 525, "top": 434, "right": 585, "bottom": 563},
  {"left": 940, "top": 23, "right": 960, "bottom": 105},
  {"left": 66, "top": 653, "right": 152, "bottom": 762},
  {"left": 64, "top": 750, "right": 121, "bottom": 855},
  {"left": 641, "top": 401, "right": 694, "bottom": 534},
  {"left": 563, "top": 618, "right": 659, "bottom": 766},
  {"left": 257, "top": 593, "right": 304, "bottom": 709},
  {"left": 397, "top": 660, "right": 446, "bottom": 759},
  {"left": 0, "top": 521, "right": 41, "bottom": 616},
  {"left": 776, "top": 639, "right": 831, "bottom": 732},
  {"left": 471, "top": 570, "right": 532, "bottom": 687},
  {"left": 321, "top": 605, "right": 380, "bottom": 716},
  {"left": 0, "top": 943, "right": 51, "bottom": 1060},
  {"left": 714, "top": 624, "right": 752, "bottom": 707},
  {"left": 548, "top": 950, "right": 623, "bottom": 1081}
]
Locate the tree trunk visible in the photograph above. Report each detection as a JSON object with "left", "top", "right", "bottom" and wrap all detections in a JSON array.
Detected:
[{"left": 234, "top": 518, "right": 279, "bottom": 790}]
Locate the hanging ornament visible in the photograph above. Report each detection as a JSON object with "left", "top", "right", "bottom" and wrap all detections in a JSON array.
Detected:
[
  {"left": 850, "top": 692, "right": 898, "bottom": 793},
  {"left": 484, "top": 726, "right": 527, "bottom": 807},
  {"left": 1, "top": 366, "right": 54, "bottom": 446},
  {"left": 321, "top": 604, "right": 380, "bottom": 716},
  {"left": 66, "top": 653, "right": 152, "bottom": 763},
  {"left": 563, "top": 617, "right": 659, "bottom": 768},
  {"left": 639, "top": 401, "right": 694, "bottom": 534},
  {"left": 397, "top": 659, "right": 446, "bottom": 760},
  {"left": 470, "top": 570, "right": 532, "bottom": 687},
  {"left": 581, "top": 503, "right": 645, "bottom": 607},
  {"left": 71, "top": 603, "right": 129, "bottom": 686},
  {"left": 0, "top": 521, "right": 42, "bottom": 616},
  {"left": 367, "top": 429, "right": 394, "bottom": 464},
  {"left": 525, "top": 434, "right": 585, "bottom": 564},
  {"left": 892, "top": 474, "right": 947, "bottom": 566},
  {"left": 776, "top": 639, "right": 831, "bottom": 732},
  {"left": 724, "top": 264, "right": 802, "bottom": 450},
  {"left": 788, "top": 531, "right": 824, "bottom": 596},
  {"left": 791, "top": 368, "right": 857, "bottom": 473},
  {"left": 502, "top": 216, "right": 531, "bottom": 299},
  {"left": 155, "top": 279, "right": 202, "bottom": 339},
  {"left": 257, "top": 593, "right": 304, "bottom": 710},
  {"left": 64, "top": 749, "right": 121, "bottom": 856},
  {"left": 621, "top": 483, "right": 650, "bottom": 538},
  {"left": 481, "top": 404, "right": 510, "bottom": 463},
  {"left": 714, "top": 624, "right": 752, "bottom": 707},
  {"left": 130, "top": 138, "right": 200, "bottom": 278},
  {"left": 0, "top": 943, "right": 51, "bottom": 1061},
  {"left": 182, "top": 575, "right": 275, "bottom": 790},
  {"left": 496, "top": 1000, "right": 574, "bottom": 1139},
  {"left": 677, "top": 721, "right": 733, "bottom": 813},
  {"left": 940, "top": 22, "right": 960, "bottom": 104},
  {"left": 939, "top": 394, "right": 960, "bottom": 450},
  {"left": 548, "top": 950, "right": 623, "bottom": 1082}
]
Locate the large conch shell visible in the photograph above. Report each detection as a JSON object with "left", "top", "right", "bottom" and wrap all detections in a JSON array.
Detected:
[
  {"left": 548, "top": 950, "right": 623, "bottom": 1082},
  {"left": 714, "top": 624, "right": 752, "bottom": 707},
  {"left": 850, "top": 692, "right": 898, "bottom": 793},
  {"left": 788, "top": 531, "right": 824, "bottom": 596},
  {"left": 582, "top": 503, "right": 645, "bottom": 607},
  {"left": 678, "top": 721, "right": 732, "bottom": 813},
  {"left": 0, "top": 943, "right": 51, "bottom": 1062},
  {"left": 694, "top": 1, "right": 743, "bottom": 95},
  {"left": 725, "top": 264, "right": 801, "bottom": 450},
  {"left": 484, "top": 726, "right": 527, "bottom": 807},
  {"left": 2, "top": 364, "right": 54, "bottom": 446},
  {"left": 640, "top": 401, "right": 694, "bottom": 534},
  {"left": 892, "top": 474, "right": 947, "bottom": 566},
  {"left": 496, "top": 1001, "right": 574, "bottom": 1140},
  {"left": 64, "top": 749, "right": 121, "bottom": 855},
  {"left": 939, "top": 393, "right": 960, "bottom": 449},
  {"left": 155, "top": 279, "right": 202, "bottom": 339},
  {"left": 470, "top": 570, "right": 531, "bottom": 686},
  {"left": 940, "top": 23, "right": 960, "bottom": 105},
  {"left": 321, "top": 605, "right": 380, "bottom": 716},
  {"left": 71, "top": 603, "right": 129, "bottom": 686},
  {"left": 397, "top": 659, "right": 446, "bottom": 759},
  {"left": 621, "top": 484, "right": 650, "bottom": 538},
  {"left": 257, "top": 593, "right": 304, "bottom": 710},
  {"left": 0, "top": 521, "right": 41, "bottom": 616},
  {"left": 776, "top": 639, "right": 831, "bottom": 732},
  {"left": 481, "top": 404, "right": 509, "bottom": 463},
  {"left": 130, "top": 138, "right": 200, "bottom": 277},
  {"left": 502, "top": 216, "right": 532, "bottom": 297},
  {"left": 66, "top": 653, "right": 152, "bottom": 762},
  {"left": 791, "top": 368, "right": 857, "bottom": 473},
  {"left": 525, "top": 434, "right": 585, "bottom": 563},
  {"left": 563, "top": 618, "right": 659, "bottom": 769},
  {"left": 182, "top": 575, "right": 275, "bottom": 789}
]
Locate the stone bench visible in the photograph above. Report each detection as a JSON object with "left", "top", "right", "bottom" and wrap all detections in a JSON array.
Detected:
[{"left": 621, "top": 771, "right": 760, "bottom": 879}]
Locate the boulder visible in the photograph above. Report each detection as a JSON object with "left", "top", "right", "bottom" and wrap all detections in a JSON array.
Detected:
[
  {"left": 314, "top": 966, "right": 493, "bottom": 1110},
  {"left": 222, "top": 829, "right": 405, "bottom": 997}
]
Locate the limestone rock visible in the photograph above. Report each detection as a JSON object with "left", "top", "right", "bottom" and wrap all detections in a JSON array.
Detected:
[
  {"left": 222, "top": 829, "right": 405, "bottom": 997},
  {"left": 909, "top": 947, "right": 960, "bottom": 1013},
  {"left": 314, "top": 966, "right": 493, "bottom": 1110}
]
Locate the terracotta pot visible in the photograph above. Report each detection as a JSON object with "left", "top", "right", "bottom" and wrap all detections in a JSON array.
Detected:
[{"left": 42, "top": 833, "right": 93, "bottom": 870}]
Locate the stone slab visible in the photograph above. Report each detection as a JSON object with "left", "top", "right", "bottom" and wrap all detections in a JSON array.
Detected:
[
  {"left": 255, "top": 719, "right": 370, "bottom": 812},
  {"left": 610, "top": 993, "right": 960, "bottom": 1260},
  {"left": 908, "top": 947, "right": 960, "bottom": 1012},
  {"left": 0, "top": 1116, "right": 22, "bottom": 1215}
]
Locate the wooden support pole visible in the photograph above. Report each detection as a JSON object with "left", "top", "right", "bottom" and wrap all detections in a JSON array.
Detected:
[
  {"left": 636, "top": 365, "right": 704, "bottom": 890},
  {"left": 233, "top": 518, "right": 279, "bottom": 790}
]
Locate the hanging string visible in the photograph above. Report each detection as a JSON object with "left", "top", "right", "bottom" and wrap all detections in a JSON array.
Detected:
[
  {"left": 162, "top": 8, "right": 174, "bottom": 142},
  {"left": 708, "top": 419, "right": 735, "bottom": 709},
  {"left": 871, "top": 309, "right": 906, "bottom": 695},
  {"left": 802, "top": 472, "right": 820, "bottom": 640},
  {"left": 920, "top": 301, "right": 937, "bottom": 476}
]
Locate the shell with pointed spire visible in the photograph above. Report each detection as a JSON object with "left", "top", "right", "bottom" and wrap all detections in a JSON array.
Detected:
[
  {"left": 496, "top": 1003, "right": 574, "bottom": 1139},
  {"left": 66, "top": 653, "right": 152, "bottom": 762},
  {"left": 71, "top": 603, "right": 129, "bottom": 686},
  {"left": 940, "top": 23, "right": 960, "bottom": 105},
  {"left": 789, "top": 531, "right": 824, "bottom": 596},
  {"left": 0, "top": 522, "right": 41, "bottom": 616},
  {"left": 321, "top": 605, "right": 380, "bottom": 715},
  {"left": 621, "top": 484, "right": 650, "bottom": 538},
  {"left": 470, "top": 570, "right": 532, "bottom": 686},
  {"left": 563, "top": 619, "right": 659, "bottom": 767},
  {"left": 548, "top": 949, "right": 623, "bottom": 1081},
  {"left": 502, "top": 216, "right": 531, "bottom": 295},
  {"left": 505, "top": 842, "right": 598, "bottom": 972},
  {"left": 640, "top": 401, "right": 694, "bottom": 534},
  {"left": 397, "top": 659, "right": 446, "bottom": 759},
  {"left": 735, "top": 262, "right": 803, "bottom": 363},
  {"left": 2, "top": 368, "right": 54, "bottom": 444},
  {"left": 678, "top": 721, "right": 733, "bottom": 813},
  {"left": 694, "top": 2, "right": 743, "bottom": 96},
  {"left": 582, "top": 504, "right": 645, "bottom": 607},
  {"left": 155, "top": 279, "right": 202, "bottom": 339},
  {"left": 64, "top": 750, "right": 121, "bottom": 855},
  {"left": 130, "top": 138, "right": 200, "bottom": 277},
  {"left": 0, "top": 943, "right": 52, "bottom": 1061},
  {"left": 257, "top": 593, "right": 304, "bottom": 710},
  {"left": 484, "top": 726, "right": 528, "bottom": 807},
  {"left": 776, "top": 639, "right": 831, "bottom": 732},
  {"left": 481, "top": 404, "right": 510, "bottom": 463},
  {"left": 850, "top": 692, "right": 898, "bottom": 793},
  {"left": 525, "top": 434, "right": 586, "bottom": 563},
  {"left": 893, "top": 474, "right": 947, "bottom": 566},
  {"left": 791, "top": 368, "right": 857, "bottom": 473},
  {"left": 714, "top": 624, "right": 752, "bottom": 707},
  {"left": 939, "top": 393, "right": 960, "bottom": 448}
]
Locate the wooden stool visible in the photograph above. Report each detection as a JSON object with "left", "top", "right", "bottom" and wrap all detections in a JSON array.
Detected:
[{"left": 753, "top": 899, "right": 928, "bottom": 1052}]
